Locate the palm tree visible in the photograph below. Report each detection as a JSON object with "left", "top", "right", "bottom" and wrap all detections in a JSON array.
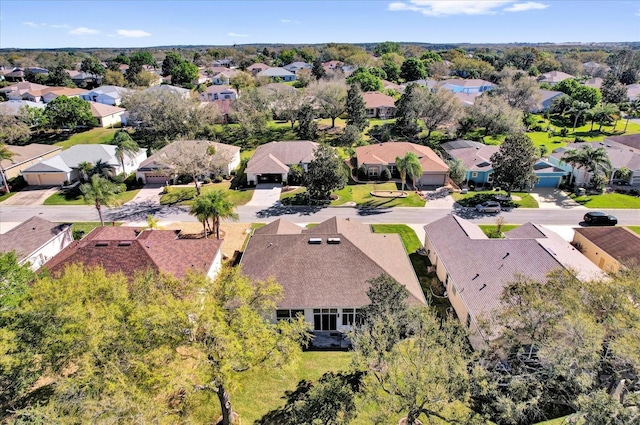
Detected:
[
  {"left": 561, "top": 148, "right": 583, "bottom": 187},
  {"left": 0, "top": 144, "right": 15, "bottom": 193},
  {"left": 613, "top": 166, "right": 631, "bottom": 182},
  {"left": 92, "top": 159, "right": 116, "bottom": 179},
  {"left": 189, "top": 189, "right": 238, "bottom": 239},
  {"left": 396, "top": 152, "right": 423, "bottom": 191},
  {"left": 80, "top": 174, "right": 122, "bottom": 226},
  {"left": 592, "top": 103, "right": 619, "bottom": 132},
  {"left": 569, "top": 144, "right": 612, "bottom": 188},
  {"left": 570, "top": 101, "right": 591, "bottom": 131},
  {"left": 110, "top": 131, "right": 140, "bottom": 175},
  {"left": 78, "top": 161, "right": 94, "bottom": 182},
  {"left": 624, "top": 99, "right": 640, "bottom": 133}
]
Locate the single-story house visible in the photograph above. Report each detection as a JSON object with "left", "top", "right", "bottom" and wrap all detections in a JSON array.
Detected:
[
  {"left": 200, "top": 85, "right": 238, "bottom": 101},
  {"left": 442, "top": 139, "right": 567, "bottom": 188},
  {"left": 531, "top": 89, "right": 565, "bottom": 112},
  {"left": 143, "top": 84, "right": 191, "bottom": 99},
  {"left": 626, "top": 83, "right": 640, "bottom": 101},
  {"left": 549, "top": 138, "right": 640, "bottom": 187},
  {"left": 257, "top": 82, "right": 298, "bottom": 96},
  {"left": 573, "top": 227, "right": 640, "bottom": 273},
  {"left": 211, "top": 69, "right": 242, "bottom": 85},
  {"left": 0, "top": 81, "right": 49, "bottom": 101},
  {"left": 88, "top": 101, "right": 126, "bottom": 127},
  {"left": 241, "top": 217, "right": 426, "bottom": 339},
  {"left": 1, "top": 144, "right": 62, "bottom": 180},
  {"left": 537, "top": 71, "right": 575, "bottom": 84},
  {"left": 44, "top": 226, "right": 223, "bottom": 280},
  {"left": 440, "top": 78, "right": 495, "bottom": 94},
  {"left": 2, "top": 68, "right": 46, "bottom": 83},
  {"left": 454, "top": 91, "right": 482, "bottom": 106},
  {"left": 424, "top": 215, "right": 603, "bottom": 349},
  {"left": 21, "top": 144, "right": 147, "bottom": 186},
  {"left": 245, "top": 140, "right": 318, "bottom": 185},
  {"left": 247, "top": 63, "right": 270, "bottom": 75},
  {"left": 0, "top": 100, "right": 46, "bottom": 116},
  {"left": 256, "top": 67, "right": 296, "bottom": 82},
  {"left": 582, "top": 77, "right": 603, "bottom": 89},
  {"left": 80, "top": 85, "right": 134, "bottom": 106},
  {"left": 39, "top": 87, "right": 89, "bottom": 103},
  {"left": 362, "top": 91, "right": 396, "bottom": 119},
  {"left": 355, "top": 141, "right": 449, "bottom": 186},
  {"left": 283, "top": 61, "right": 312, "bottom": 74},
  {"left": 135, "top": 140, "right": 240, "bottom": 184},
  {"left": 67, "top": 70, "right": 102, "bottom": 86},
  {"left": 582, "top": 62, "right": 610, "bottom": 77},
  {"left": 0, "top": 216, "right": 73, "bottom": 271}
]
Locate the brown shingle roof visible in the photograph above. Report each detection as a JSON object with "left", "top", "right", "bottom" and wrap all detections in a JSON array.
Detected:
[
  {"left": 241, "top": 217, "right": 426, "bottom": 309},
  {"left": 88, "top": 101, "right": 125, "bottom": 118},
  {"left": 245, "top": 141, "right": 318, "bottom": 175},
  {"left": 0, "top": 144, "right": 61, "bottom": 170},
  {"left": 362, "top": 91, "right": 396, "bottom": 109},
  {"left": 44, "top": 227, "right": 222, "bottom": 279},
  {"left": 0, "top": 217, "right": 70, "bottom": 261},
  {"left": 574, "top": 227, "right": 640, "bottom": 267},
  {"left": 355, "top": 141, "right": 449, "bottom": 173},
  {"left": 137, "top": 140, "right": 240, "bottom": 172}
]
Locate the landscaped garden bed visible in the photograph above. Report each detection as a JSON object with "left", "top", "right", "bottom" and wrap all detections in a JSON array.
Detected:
[{"left": 452, "top": 190, "right": 538, "bottom": 208}]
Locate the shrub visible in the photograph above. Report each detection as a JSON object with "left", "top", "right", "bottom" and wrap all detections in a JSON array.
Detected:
[
  {"left": 357, "top": 164, "right": 368, "bottom": 181},
  {"left": 560, "top": 127, "right": 569, "bottom": 137},
  {"left": 112, "top": 173, "right": 125, "bottom": 184},
  {"left": 213, "top": 176, "right": 223, "bottom": 183},
  {"left": 162, "top": 186, "right": 172, "bottom": 195},
  {"left": 530, "top": 125, "right": 543, "bottom": 132},
  {"left": 8, "top": 175, "right": 27, "bottom": 192},
  {"left": 381, "top": 167, "right": 391, "bottom": 181},
  {"left": 629, "top": 188, "right": 639, "bottom": 196},
  {"left": 574, "top": 137, "right": 586, "bottom": 143},
  {"left": 137, "top": 177, "right": 144, "bottom": 187}
]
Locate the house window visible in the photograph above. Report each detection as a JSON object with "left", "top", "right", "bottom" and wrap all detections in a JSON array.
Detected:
[
  {"left": 487, "top": 173, "right": 493, "bottom": 183},
  {"left": 276, "top": 309, "right": 304, "bottom": 321},
  {"left": 313, "top": 308, "right": 338, "bottom": 331},
  {"left": 367, "top": 167, "right": 379, "bottom": 177},
  {"left": 341, "top": 308, "right": 363, "bottom": 326},
  {"left": 471, "top": 172, "right": 478, "bottom": 178}
]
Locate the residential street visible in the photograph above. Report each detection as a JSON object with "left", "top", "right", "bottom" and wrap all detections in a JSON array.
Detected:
[{"left": 1, "top": 202, "right": 639, "bottom": 232}]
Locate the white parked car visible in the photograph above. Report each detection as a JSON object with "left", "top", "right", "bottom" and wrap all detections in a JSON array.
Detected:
[{"left": 476, "top": 201, "right": 501, "bottom": 213}]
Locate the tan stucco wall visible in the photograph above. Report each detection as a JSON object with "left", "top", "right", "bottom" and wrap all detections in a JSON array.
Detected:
[
  {"left": 25, "top": 172, "right": 67, "bottom": 186},
  {"left": 572, "top": 233, "right": 621, "bottom": 273},
  {"left": 97, "top": 112, "right": 123, "bottom": 128},
  {"left": 4, "top": 149, "right": 61, "bottom": 179}
]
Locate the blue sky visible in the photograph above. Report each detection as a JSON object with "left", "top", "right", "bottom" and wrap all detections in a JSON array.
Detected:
[{"left": 1, "top": 1, "right": 638, "bottom": 49}]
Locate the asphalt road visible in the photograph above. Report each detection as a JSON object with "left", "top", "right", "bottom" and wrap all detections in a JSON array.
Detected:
[{"left": 1, "top": 202, "right": 639, "bottom": 227}]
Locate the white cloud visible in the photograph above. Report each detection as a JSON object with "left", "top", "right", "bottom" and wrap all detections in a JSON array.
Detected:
[
  {"left": 117, "top": 29, "right": 151, "bottom": 38},
  {"left": 23, "top": 21, "right": 70, "bottom": 29},
  {"left": 69, "top": 26, "right": 100, "bottom": 35},
  {"left": 22, "top": 21, "right": 40, "bottom": 27},
  {"left": 227, "top": 32, "right": 250, "bottom": 37},
  {"left": 504, "top": 2, "right": 549, "bottom": 12},
  {"left": 280, "top": 19, "right": 300, "bottom": 24},
  {"left": 388, "top": 1, "right": 548, "bottom": 16}
]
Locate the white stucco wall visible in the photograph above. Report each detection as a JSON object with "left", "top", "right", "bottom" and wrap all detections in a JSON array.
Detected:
[{"left": 23, "top": 226, "right": 73, "bottom": 271}]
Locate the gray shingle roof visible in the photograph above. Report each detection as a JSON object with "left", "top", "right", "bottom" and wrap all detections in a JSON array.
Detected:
[
  {"left": 245, "top": 141, "right": 318, "bottom": 175},
  {"left": 0, "top": 217, "right": 70, "bottom": 262}
]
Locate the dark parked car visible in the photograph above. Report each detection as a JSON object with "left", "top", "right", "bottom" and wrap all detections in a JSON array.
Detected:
[{"left": 583, "top": 211, "right": 618, "bottom": 226}]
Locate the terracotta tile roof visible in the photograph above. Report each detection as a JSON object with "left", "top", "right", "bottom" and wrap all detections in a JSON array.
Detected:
[
  {"left": 0, "top": 81, "right": 49, "bottom": 95},
  {"left": 355, "top": 141, "right": 449, "bottom": 173},
  {"left": 574, "top": 227, "right": 640, "bottom": 267},
  {"left": 362, "top": 91, "right": 396, "bottom": 109},
  {"left": 44, "top": 227, "right": 222, "bottom": 279},
  {"left": 241, "top": 217, "right": 426, "bottom": 309},
  {"left": 0, "top": 144, "right": 61, "bottom": 170},
  {"left": 0, "top": 217, "right": 71, "bottom": 261}
]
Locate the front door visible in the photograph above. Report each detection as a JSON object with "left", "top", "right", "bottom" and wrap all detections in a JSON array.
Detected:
[{"left": 313, "top": 308, "right": 337, "bottom": 331}]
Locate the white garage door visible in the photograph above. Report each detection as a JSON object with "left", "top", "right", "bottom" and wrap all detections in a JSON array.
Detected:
[
  {"left": 419, "top": 173, "right": 446, "bottom": 186},
  {"left": 145, "top": 174, "right": 169, "bottom": 184}
]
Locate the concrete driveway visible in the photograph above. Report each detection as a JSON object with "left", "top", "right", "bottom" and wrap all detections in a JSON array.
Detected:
[
  {"left": 0, "top": 187, "right": 59, "bottom": 206},
  {"left": 530, "top": 188, "right": 585, "bottom": 210},
  {"left": 127, "top": 184, "right": 164, "bottom": 205},
  {"left": 246, "top": 183, "right": 282, "bottom": 207}
]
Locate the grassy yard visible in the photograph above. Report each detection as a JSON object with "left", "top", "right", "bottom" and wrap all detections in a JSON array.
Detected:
[
  {"left": 478, "top": 224, "right": 520, "bottom": 238},
  {"left": 69, "top": 222, "right": 122, "bottom": 240},
  {"left": 53, "top": 127, "right": 119, "bottom": 150},
  {"left": 627, "top": 226, "right": 640, "bottom": 235},
  {"left": 0, "top": 192, "right": 16, "bottom": 203},
  {"left": 452, "top": 190, "right": 539, "bottom": 208},
  {"left": 44, "top": 189, "right": 140, "bottom": 205},
  {"left": 333, "top": 182, "right": 425, "bottom": 207},
  {"left": 230, "top": 351, "right": 353, "bottom": 424},
  {"left": 159, "top": 181, "right": 254, "bottom": 206},
  {"left": 569, "top": 192, "right": 640, "bottom": 209}
]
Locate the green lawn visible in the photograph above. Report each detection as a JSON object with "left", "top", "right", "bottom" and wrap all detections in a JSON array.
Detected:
[
  {"left": 53, "top": 128, "right": 119, "bottom": 150},
  {"left": 627, "top": 226, "right": 640, "bottom": 235},
  {"left": 69, "top": 222, "right": 122, "bottom": 240},
  {"left": 569, "top": 192, "right": 640, "bottom": 209},
  {"left": 0, "top": 191, "right": 16, "bottom": 203},
  {"left": 44, "top": 189, "right": 140, "bottom": 205},
  {"left": 452, "top": 190, "right": 539, "bottom": 208},
  {"left": 240, "top": 148, "right": 255, "bottom": 161},
  {"left": 371, "top": 224, "right": 422, "bottom": 253},
  {"left": 230, "top": 351, "right": 353, "bottom": 424},
  {"left": 159, "top": 181, "right": 254, "bottom": 206},
  {"left": 478, "top": 224, "right": 520, "bottom": 238},
  {"left": 332, "top": 182, "right": 425, "bottom": 207}
]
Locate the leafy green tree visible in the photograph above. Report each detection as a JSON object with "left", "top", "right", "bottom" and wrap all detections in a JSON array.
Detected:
[
  {"left": 80, "top": 174, "right": 122, "bottom": 226},
  {"left": 591, "top": 102, "right": 620, "bottom": 131},
  {"left": 110, "top": 131, "right": 140, "bottom": 175},
  {"left": 44, "top": 96, "right": 96, "bottom": 129},
  {"left": 103, "top": 69, "right": 125, "bottom": 86},
  {"left": 304, "top": 144, "right": 347, "bottom": 200},
  {"left": 450, "top": 56, "right": 494, "bottom": 79},
  {"left": 393, "top": 82, "right": 422, "bottom": 137},
  {"left": 420, "top": 50, "right": 443, "bottom": 66},
  {"left": 400, "top": 57, "right": 427, "bottom": 82},
  {"left": 601, "top": 73, "right": 629, "bottom": 104},
  {"left": 80, "top": 56, "right": 106, "bottom": 84},
  {"left": 346, "top": 68, "right": 383, "bottom": 92},
  {"left": 467, "top": 95, "right": 524, "bottom": 137},
  {"left": 20, "top": 105, "right": 48, "bottom": 130},
  {"left": 374, "top": 41, "right": 401, "bottom": 56},
  {"left": 418, "top": 86, "right": 464, "bottom": 139},
  {"left": 0, "top": 144, "right": 14, "bottom": 193},
  {"left": 553, "top": 79, "right": 602, "bottom": 107},
  {"left": 278, "top": 49, "right": 296, "bottom": 65},
  {"left": 296, "top": 104, "right": 317, "bottom": 140},
  {"left": 396, "top": 151, "right": 423, "bottom": 191},
  {"left": 77, "top": 160, "right": 93, "bottom": 182},
  {"left": 307, "top": 81, "right": 347, "bottom": 128},
  {"left": 447, "top": 158, "right": 467, "bottom": 186},
  {"left": 382, "top": 59, "right": 401, "bottom": 82},
  {"left": 623, "top": 98, "right": 640, "bottom": 132},
  {"left": 345, "top": 84, "right": 368, "bottom": 132},
  {"left": 170, "top": 61, "right": 199, "bottom": 87},
  {"left": 161, "top": 51, "right": 183, "bottom": 77},
  {"left": 311, "top": 57, "right": 326, "bottom": 80},
  {"left": 130, "top": 51, "right": 155, "bottom": 67},
  {"left": 489, "top": 133, "right": 538, "bottom": 197},
  {"left": 45, "top": 65, "right": 75, "bottom": 87},
  {"left": 230, "top": 71, "right": 254, "bottom": 94},
  {"left": 0, "top": 115, "right": 30, "bottom": 146},
  {"left": 492, "top": 67, "right": 540, "bottom": 111},
  {"left": 189, "top": 189, "right": 238, "bottom": 239},
  {"left": 231, "top": 88, "right": 271, "bottom": 139}
]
